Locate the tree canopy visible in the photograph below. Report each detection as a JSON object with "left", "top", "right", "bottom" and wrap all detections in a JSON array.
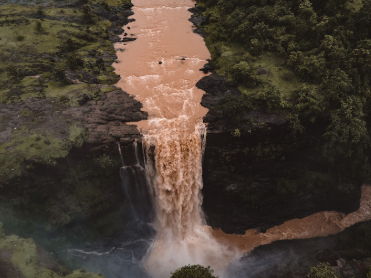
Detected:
[
  {"left": 198, "top": 0, "right": 371, "bottom": 184},
  {"left": 170, "top": 265, "right": 218, "bottom": 278}
]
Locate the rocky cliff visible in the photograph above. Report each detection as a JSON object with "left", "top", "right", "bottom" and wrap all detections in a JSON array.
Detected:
[{"left": 189, "top": 7, "right": 363, "bottom": 235}]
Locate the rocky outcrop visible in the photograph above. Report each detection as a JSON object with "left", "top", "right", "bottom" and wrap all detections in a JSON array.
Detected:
[
  {"left": 188, "top": 6, "right": 207, "bottom": 36},
  {"left": 64, "top": 89, "right": 147, "bottom": 145}
]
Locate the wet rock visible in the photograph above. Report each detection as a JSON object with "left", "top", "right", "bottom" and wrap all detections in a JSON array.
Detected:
[
  {"left": 199, "top": 62, "right": 213, "bottom": 74},
  {"left": 188, "top": 6, "right": 208, "bottom": 36},
  {"left": 121, "top": 37, "right": 137, "bottom": 42}
]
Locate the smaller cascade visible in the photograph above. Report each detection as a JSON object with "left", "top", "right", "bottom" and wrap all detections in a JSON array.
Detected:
[
  {"left": 120, "top": 141, "right": 154, "bottom": 223},
  {"left": 117, "top": 142, "right": 125, "bottom": 166}
]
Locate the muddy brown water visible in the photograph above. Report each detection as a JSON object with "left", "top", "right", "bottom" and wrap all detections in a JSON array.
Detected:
[
  {"left": 114, "top": 0, "right": 209, "bottom": 132},
  {"left": 113, "top": 1, "right": 371, "bottom": 277}
]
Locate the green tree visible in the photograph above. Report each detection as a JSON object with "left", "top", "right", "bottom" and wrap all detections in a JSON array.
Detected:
[
  {"left": 82, "top": 4, "right": 96, "bottom": 24},
  {"left": 53, "top": 67, "right": 69, "bottom": 85},
  {"left": 323, "top": 96, "right": 369, "bottom": 159},
  {"left": 230, "top": 61, "right": 261, "bottom": 88},
  {"left": 170, "top": 265, "right": 217, "bottom": 278},
  {"left": 65, "top": 52, "right": 84, "bottom": 69},
  {"left": 295, "top": 85, "right": 326, "bottom": 122},
  {"left": 307, "top": 263, "right": 338, "bottom": 278}
]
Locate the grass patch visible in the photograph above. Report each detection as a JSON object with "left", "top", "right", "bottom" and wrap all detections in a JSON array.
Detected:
[
  {"left": 239, "top": 53, "right": 302, "bottom": 99},
  {"left": 0, "top": 123, "right": 87, "bottom": 182}
]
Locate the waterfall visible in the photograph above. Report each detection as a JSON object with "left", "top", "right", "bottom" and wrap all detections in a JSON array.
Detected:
[
  {"left": 140, "top": 119, "right": 240, "bottom": 277},
  {"left": 113, "top": 0, "right": 240, "bottom": 276},
  {"left": 119, "top": 142, "right": 154, "bottom": 224},
  {"left": 142, "top": 120, "right": 206, "bottom": 238},
  {"left": 113, "top": 0, "right": 371, "bottom": 277}
]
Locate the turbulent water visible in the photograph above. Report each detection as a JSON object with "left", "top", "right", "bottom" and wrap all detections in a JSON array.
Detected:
[
  {"left": 113, "top": 1, "right": 371, "bottom": 277},
  {"left": 114, "top": 0, "right": 240, "bottom": 277}
]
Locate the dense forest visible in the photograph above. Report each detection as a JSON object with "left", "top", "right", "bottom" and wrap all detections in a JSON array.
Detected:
[{"left": 197, "top": 0, "right": 371, "bottom": 185}]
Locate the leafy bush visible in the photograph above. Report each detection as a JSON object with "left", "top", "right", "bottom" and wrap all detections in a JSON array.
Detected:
[
  {"left": 170, "top": 265, "right": 217, "bottom": 278},
  {"left": 218, "top": 93, "right": 253, "bottom": 125},
  {"left": 53, "top": 67, "right": 69, "bottom": 84},
  {"left": 252, "top": 88, "right": 289, "bottom": 111},
  {"left": 75, "top": 28, "right": 97, "bottom": 41},
  {"left": 36, "top": 4, "right": 44, "bottom": 16},
  {"left": 307, "top": 263, "right": 338, "bottom": 278},
  {"left": 34, "top": 20, "right": 43, "bottom": 33},
  {"left": 230, "top": 61, "right": 261, "bottom": 88},
  {"left": 82, "top": 4, "right": 97, "bottom": 24},
  {"left": 15, "top": 32, "right": 25, "bottom": 41},
  {"left": 6, "top": 65, "right": 20, "bottom": 83},
  {"left": 65, "top": 52, "right": 84, "bottom": 69}
]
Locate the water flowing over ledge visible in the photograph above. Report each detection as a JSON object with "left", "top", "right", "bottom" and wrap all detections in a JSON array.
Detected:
[
  {"left": 113, "top": 1, "right": 371, "bottom": 277},
  {"left": 113, "top": 0, "right": 241, "bottom": 276}
]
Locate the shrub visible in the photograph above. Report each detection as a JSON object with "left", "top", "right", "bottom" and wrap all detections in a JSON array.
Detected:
[
  {"left": 53, "top": 67, "right": 69, "bottom": 84},
  {"left": 6, "top": 65, "right": 20, "bottom": 83},
  {"left": 252, "top": 88, "right": 289, "bottom": 111},
  {"left": 36, "top": 4, "right": 44, "bottom": 17},
  {"left": 218, "top": 93, "right": 253, "bottom": 125},
  {"left": 15, "top": 32, "right": 25, "bottom": 41},
  {"left": 170, "top": 265, "right": 218, "bottom": 278},
  {"left": 82, "top": 4, "right": 97, "bottom": 24},
  {"left": 35, "top": 20, "right": 43, "bottom": 33},
  {"left": 65, "top": 52, "right": 84, "bottom": 69},
  {"left": 60, "top": 38, "right": 83, "bottom": 53},
  {"left": 75, "top": 28, "right": 97, "bottom": 41},
  {"left": 307, "top": 263, "right": 338, "bottom": 278},
  {"left": 230, "top": 61, "right": 261, "bottom": 88}
]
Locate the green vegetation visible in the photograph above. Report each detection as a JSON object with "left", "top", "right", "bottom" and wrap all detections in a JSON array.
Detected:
[
  {"left": 170, "top": 265, "right": 218, "bottom": 278},
  {"left": 198, "top": 0, "right": 371, "bottom": 185},
  {"left": 0, "top": 0, "right": 129, "bottom": 183},
  {"left": 307, "top": 263, "right": 338, "bottom": 278},
  {"left": 0, "top": 122, "right": 87, "bottom": 182},
  {"left": 0, "top": 1, "right": 123, "bottom": 104},
  {"left": 0, "top": 223, "right": 104, "bottom": 278}
]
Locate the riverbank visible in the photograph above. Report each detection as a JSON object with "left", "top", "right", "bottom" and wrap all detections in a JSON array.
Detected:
[{"left": 0, "top": 1, "right": 153, "bottom": 277}]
